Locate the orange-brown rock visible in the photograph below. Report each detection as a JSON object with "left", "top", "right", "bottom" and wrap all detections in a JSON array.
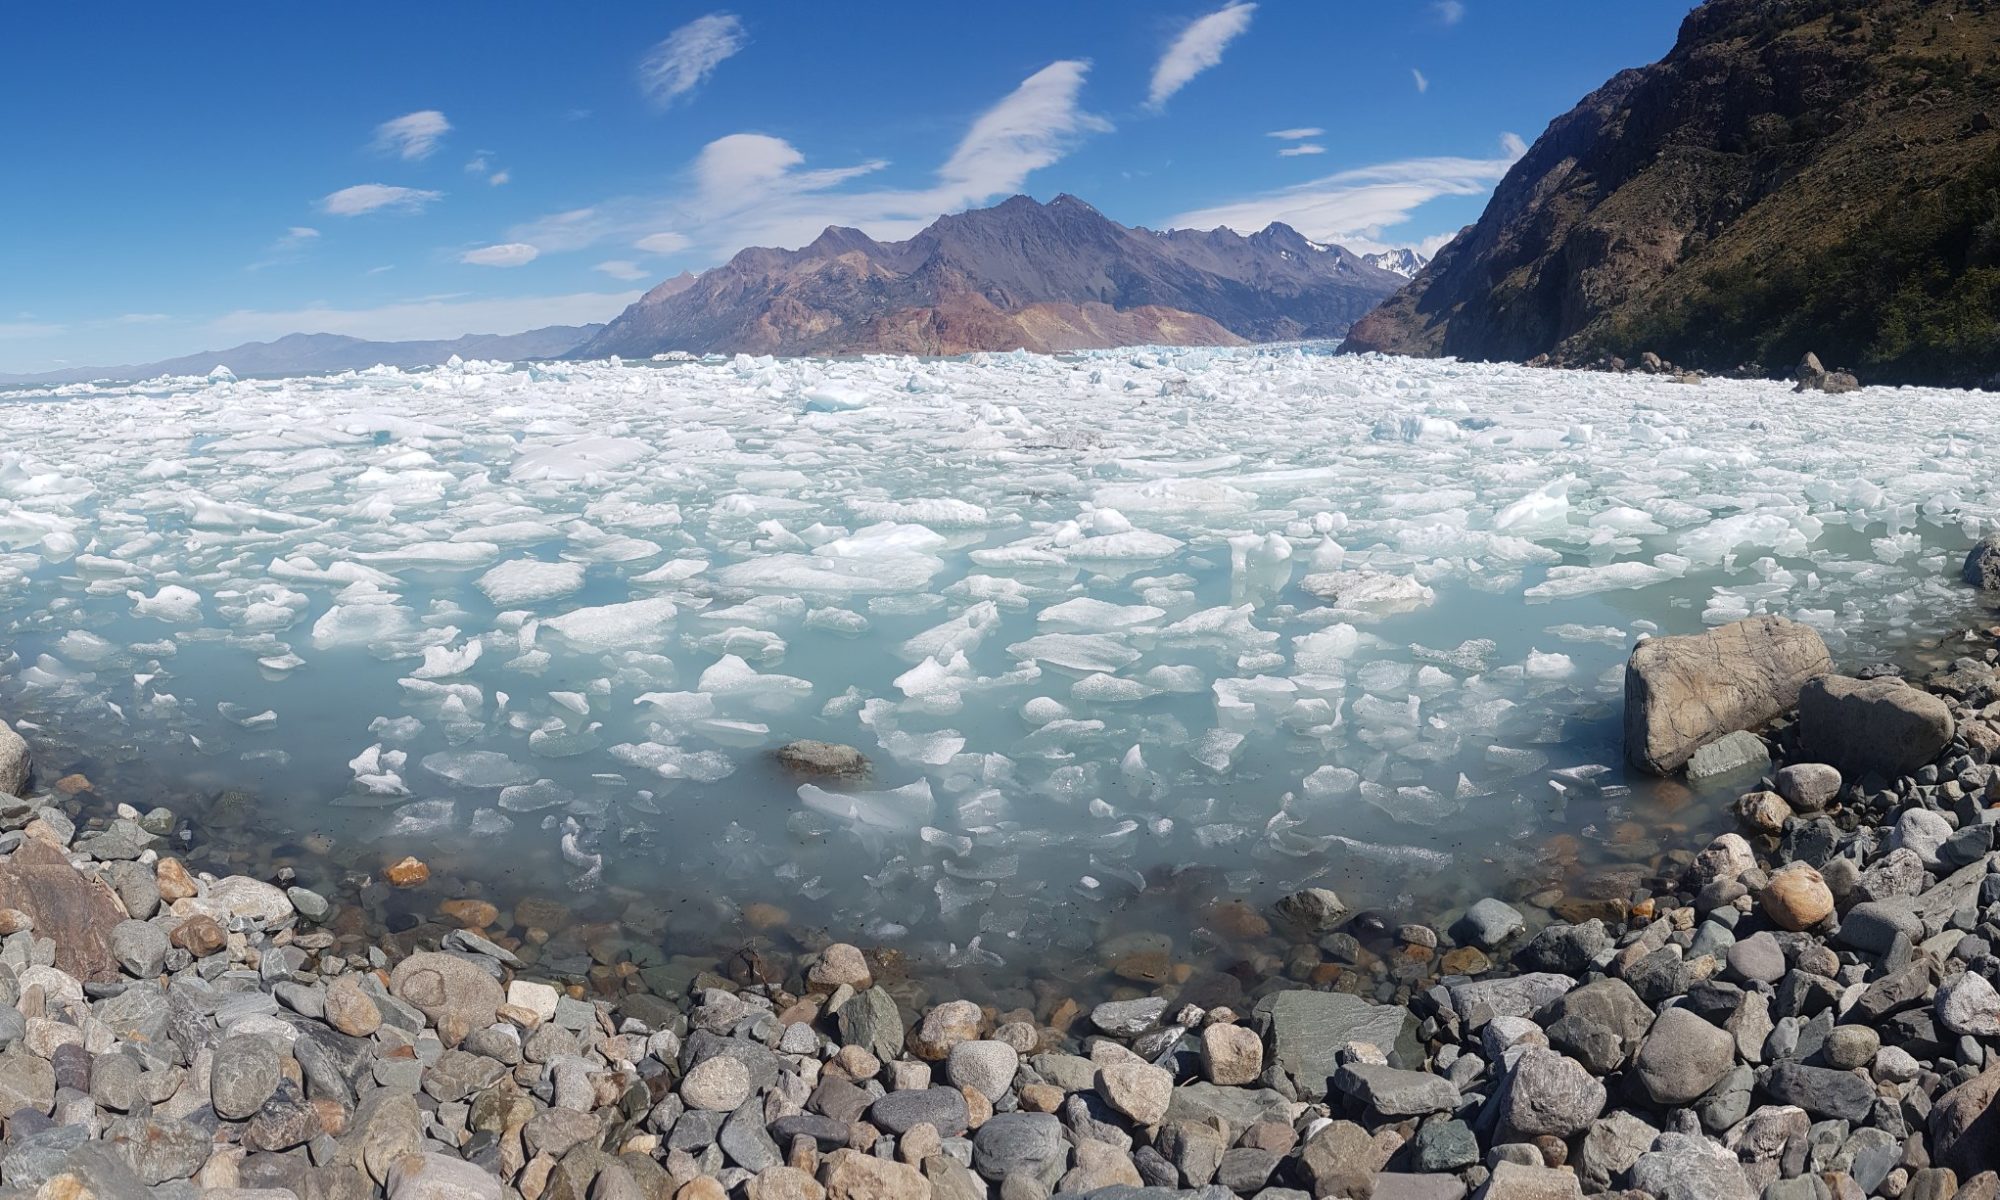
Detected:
[
  {"left": 0, "top": 838, "right": 128, "bottom": 981},
  {"left": 440, "top": 899, "right": 499, "bottom": 929},
  {"left": 385, "top": 857, "right": 430, "bottom": 887}
]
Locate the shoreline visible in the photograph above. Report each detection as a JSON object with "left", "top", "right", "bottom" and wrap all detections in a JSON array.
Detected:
[{"left": 7, "top": 562, "right": 2000, "bottom": 1197}]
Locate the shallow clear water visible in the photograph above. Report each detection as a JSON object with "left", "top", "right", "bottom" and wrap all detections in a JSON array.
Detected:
[{"left": 0, "top": 347, "right": 1992, "bottom": 981}]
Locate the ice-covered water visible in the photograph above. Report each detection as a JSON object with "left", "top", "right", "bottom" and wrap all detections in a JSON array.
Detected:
[{"left": 0, "top": 347, "right": 1992, "bottom": 973}]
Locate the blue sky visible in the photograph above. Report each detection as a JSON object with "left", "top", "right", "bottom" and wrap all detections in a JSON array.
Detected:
[{"left": 0, "top": 1, "right": 1693, "bottom": 372}]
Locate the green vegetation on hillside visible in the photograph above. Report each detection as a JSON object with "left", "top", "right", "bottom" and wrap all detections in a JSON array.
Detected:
[{"left": 1615, "top": 146, "right": 2000, "bottom": 386}]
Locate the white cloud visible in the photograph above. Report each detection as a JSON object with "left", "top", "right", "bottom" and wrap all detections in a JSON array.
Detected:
[
  {"left": 207, "top": 291, "right": 641, "bottom": 344},
  {"left": 114, "top": 313, "right": 172, "bottom": 325},
  {"left": 1432, "top": 1, "right": 1466, "bottom": 25},
  {"left": 1148, "top": 3, "right": 1256, "bottom": 110},
  {"left": 1278, "top": 144, "right": 1325, "bottom": 157},
  {"left": 1412, "top": 68, "right": 1429, "bottom": 93},
  {"left": 508, "top": 60, "right": 1107, "bottom": 257},
  {"left": 460, "top": 243, "right": 540, "bottom": 267},
  {"left": 635, "top": 232, "right": 691, "bottom": 255},
  {"left": 1266, "top": 127, "right": 1323, "bottom": 140},
  {"left": 321, "top": 184, "right": 443, "bottom": 217},
  {"left": 488, "top": 170, "right": 510, "bottom": 186},
  {"left": 372, "top": 111, "right": 451, "bottom": 161},
  {"left": 1169, "top": 132, "right": 1526, "bottom": 254},
  {"left": 280, "top": 226, "right": 320, "bottom": 246},
  {"left": 640, "top": 13, "right": 747, "bottom": 106},
  {"left": 594, "top": 260, "right": 651, "bottom": 281}
]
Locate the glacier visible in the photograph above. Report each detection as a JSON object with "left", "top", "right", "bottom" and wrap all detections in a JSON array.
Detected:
[{"left": 0, "top": 345, "right": 1992, "bottom": 965}]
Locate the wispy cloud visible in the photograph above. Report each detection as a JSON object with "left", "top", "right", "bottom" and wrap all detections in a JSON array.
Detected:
[
  {"left": 249, "top": 226, "right": 323, "bottom": 271},
  {"left": 460, "top": 243, "right": 540, "bottom": 267},
  {"left": 1412, "top": 68, "right": 1429, "bottom": 93},
  {"left": 1278, "top": 144, "right": 1325, "bottom": 157},
  {"left": 641, "top": 13, "right": 747, "bottom": 107},
  {"left": 509, "top": 60, "right": 1108, "bottom": 258},
  {"left": 1267, "top": 127, "right": 1323, "bottom": 141},
  {"left": 1148, "top": 3, "right": 1256, "bottom": 110},
  {"left": 1431, "top": 1, "right": 1465, "bottom": 26},
  {"left": 594, "top": 260, "right": 650, "bottom": 281},
  {"left": 488, "top": 170, "right": 510, "bottom": 187},
  {"left": 0, "top": 321, "right": 65, "bottom": 339},
  {"left": 207, "top": 291, "right": 640, "bottom": 344},
  {"left": 466, "top": 154, "right": 510, "bottom": 186},
  {"left": 321, "top": 185, "right": 443, "bottom": 217},
  {"left": 636, "top": 232, "right": 691, "bottom": 255},
  {"left": 372, "top": 111, "right": 451, "bottom": 161},
  {"left": 1169, "top": 132, "right": 1526, "bottom": 254}
]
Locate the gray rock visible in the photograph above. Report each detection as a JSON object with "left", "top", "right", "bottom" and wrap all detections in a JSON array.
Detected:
[
  {"left": 774, "top": 740, "right": 868, "bottom": 778},
  {"left": 837, "top": 985, "right": 905, "bottom": 1062},
  {"left": 1254, "top": 989, "right": 1422, "bottom": 1095},
  {"left": 1835, "top": 900, "right": 1924, "bottom": 955},
  {"left": 870, "top": 1086, "right": 970, "bottom": 1137},
  {"left": 1687, "top": 730, "right": 1771, "bottom": 782},
  {"left": 1478, "top": 1160, "right": 1583, "bottom": 1199},
  {"left": 1515, "top": 920, "right": 1611, "bottom": 975},
  {"left": 1629, "top": 1131, "right": 1757, "bottom": 1200},
  {"left": 0, "top": 723, "right": 25, "bottom": 797},
  {"left": 1578, "top": 1111, "right": 1657, "bottom": 1192},
  {"left": 1724, "top": 931, "right": 1786, "bottom": 985},
  {"left": 109, "top": 919, "right": 169, "bottom": 978},
  {"left": 1091, "top": 996, "right": 1170, "bottom": 1037},
  {"left": 1273, "top": 888, "right": 1350, "bottom": 933},
  {"left": 1775, "top": 762, "right": 1842, "bottom": 812},
  {"left": 1966, "top": 533, "right": 2000, "bottom": 590},
  {"left": 213, "top": 1034, "right": 283, "bottom": 1120},
  {"left": 387, "top": 951, "right": 502, "bottom": 1033},
  {"left": 0, "top": 1047, "right": 59, "bottom": 1117},
  {"left": 1822, "top": 1025, "right": 1879, "bottom": 1071},
  {"left": 971, "top": 1112, "right": 1065, "bottom": 1186},
  {"left": 1451, "top": 898, "right": 1524, "bottom": 948},
  {"left": 1412, "top": 1118, "right": 1479, "bottom": 1172},
  {"left": 680, "top": 1054, "right": 752, "bottom": 1112},
  {"left": 946, "top": 1039, "right": 1019, "bottom": 1103},
  {"left": 718, "top": 1101, "right": 780, "bottom": 1173},
  {"left": 1624, "top": 615, "right": 1830, "bottom": 775},
  {"left": 384, "top": 1151, "right": 503, "bottom": 1200},
  {"left": 1447, "top": 973, "right": 1576, "bottom": 1028},
  {"left": 1893, "top": 807, "right": 1955, "bottom": 868},
  {"left": 1760, "top": 1062, "right": 1877, "bottom": 1122},
  {"left": 1799, "top": 674, "right": 1954, "bottom": 779},
  {"left": 1938, "top": 970, "right": 2000, "bottom": 1037},
  {"left": 1496, "top": 1048, "right": 1606, "bottom": 1140},
  {"left": 1542, "top": 977, "right": 1651, "bottom": 1074},
  {"left": 1633, "top": 1006, "right": 1735, "bottom": 1105},
  {"left": 1333, "top": 1062, "right": 1458, "bottom": 1117}
]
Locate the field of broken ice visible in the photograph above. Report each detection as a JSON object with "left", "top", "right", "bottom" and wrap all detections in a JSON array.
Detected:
[{"left": 0, "top": 346, "right": 1994, "bottom": 968}]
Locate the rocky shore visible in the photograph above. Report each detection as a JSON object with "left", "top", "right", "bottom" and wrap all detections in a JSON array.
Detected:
[{"left": 9, "top": 552, "right": 2000, "bottom": 1199}]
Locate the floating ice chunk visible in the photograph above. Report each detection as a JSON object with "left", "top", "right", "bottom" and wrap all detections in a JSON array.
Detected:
[
  {"left": 849, "top": 497, "right": 992, "bottom": 526},
  {"left": 1191, "top": 729, "right": 1245, "bottom": 773},
  {"left": 900, "top": 602, "right": 1000, "bottom": 660},
  {"left": 510, "top": 436, "right": 650, "bottom": 482},
  {"left": 131, "top": 585, "right": 203, "bottom": 623},
  {"left": 630, "top": 558, "right": 709, "bottom": 585},
  {"left": 541, "top": 597, "right": 677, "bottom": 652},
  {"left": 421, "top": 750, "right": 536, "bottom": 788},
  {"left": 311, "top": 601, "right": 416, "bottom": 649},
  {"left": 411, "top": 640, "right": 482, "bottom": 679},
  {"left": 1072, "top": 673, "right": 1157, "bottom": 704},
  {"left": 476, "top": 559, "right": 587, "bottom": 606},
  {"left": 498, "top": 779, "right": 570, "bottom": 811},
  {"left": 802, "top": 383, "right": 873, "bottom": 412},
  {"left": 1293, "top": 624, "right": 1359, "bottom": 671},
  {"left": 358, "top": 541, "right": 500, "bottom": 567},
  {"left": 1302, "top": 765, "right": 1360, "bottom": 800},
  {"left": 1006, "top": 633, "right": 1142, "bottom": 673},
  {"left": 1299, "top": 571, "right": 1434, "bottom": 614},
  {"left": 1493, "top": 476, "right": 1574, "bottom": 532},
  {"left": 895, "top": 651, "right": 975, "bottom": 710},
  {"left": 697, "top": 654, "right": 812, "bottom": 709},
  {"left": 1020, "top": 696, "right": 1069, "bottom": 725},
  {"left": 1523, "top": 650, "right": 1575, "bottom": 679},
  {"left": 1524, "top": 562, "right": 1677, "bottom": 599},
  {"left": 805, "top": 607, "right": 869, "bottom": 634},
  {"left": 800, "top": 778, "right": 936, "bottom": 831},
  {"left": 1038, "top": 597, "right": 1166, "bottom": 631},
  {"left": 714, "top": 553, "right": 942, "bottom": 595}
]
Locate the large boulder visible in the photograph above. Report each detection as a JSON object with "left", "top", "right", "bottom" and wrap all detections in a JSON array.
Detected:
[
  {"left": 0, "top": 723, "right": 24, "bottom": 797},
  {"left": 1253, "top": 990, "right": 1422, "bottom": 1096},
  {"left": 1932, "top": 1064, "right": 2000, "bottom": 1177},
  {"left": 0, "top": 838, "right": 127, "bottom": 982},
  {"left": 1624, "top": 615, "right": 1831, "bottom": 775},
  {"left": 1798, "top": 674, "right": 1954, "bottom": 779},
  {"left": 1966, "top": 533, "right": 2000, "bottom": 591}
]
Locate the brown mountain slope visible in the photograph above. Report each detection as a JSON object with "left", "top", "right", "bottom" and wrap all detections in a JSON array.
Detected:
[
  {"left": 1343, "top": 0, "right": 2000, "bottom": 387},
  {"left": 575, "top": 194, "right": 1400, "bottom": 358}
]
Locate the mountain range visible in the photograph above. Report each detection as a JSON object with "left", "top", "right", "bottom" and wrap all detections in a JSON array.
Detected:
[
  {"left": 0, "top": 326, "right": 601, "bottom": 387},
  {"left": 1362, "top": 248, "right": 1429, "bottom": 279},
  {"left": 575, "top": 194, "right": 1405, "bottom": 358},
  {"left": 1344, "top": 0, "right": 2000, "bottom": 388}
]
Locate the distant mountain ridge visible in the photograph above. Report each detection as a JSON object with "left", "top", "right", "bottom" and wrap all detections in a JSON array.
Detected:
[
  {"left": 1343, "top": 0, "right": 2000, "bottom": 388},
  {"left": 1362, "top": 248, "right": 1430, "bottom": 279},
  {"left": 0, "top": 325, "right": 601, "bottom": 386},
  {"left": 576, "top": 194, "right": 1405, "bottom": 358}
]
